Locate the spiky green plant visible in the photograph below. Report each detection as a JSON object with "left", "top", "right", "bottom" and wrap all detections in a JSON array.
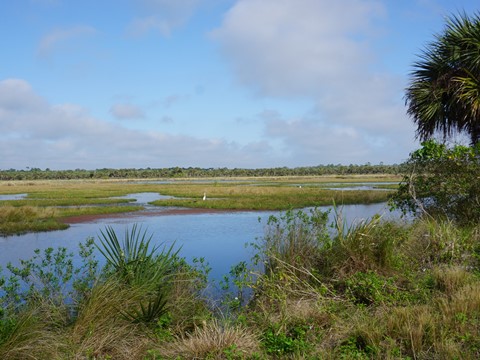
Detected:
[
  {"left": 96, "top": 224, "right": 180, "bottom": 287},
  {"left": 121, "top": 290, "right": 168, "bottom": 325},
  {"left": 96, "top": 225, "right": 181, "bottom": 326}
]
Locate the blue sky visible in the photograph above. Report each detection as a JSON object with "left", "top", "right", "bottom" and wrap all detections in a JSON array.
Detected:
[{"left": 0, "top": 0, "right": 478, "bottom": 170}]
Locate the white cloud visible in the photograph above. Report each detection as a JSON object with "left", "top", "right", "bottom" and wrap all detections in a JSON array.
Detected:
[
  {"left": 0, "top": 79, "right": 46, "bottom": 112},
  {"left": 38, "top": 25, "right": 96, "bottom": 57},
  {"left": 128, "top": 0, "right": 201, "bottom": 37},
  {"left": 262, "top": 113, "right": 410, "bottom": 165},
  {"left": 212, "top": 0, "right": 416, "bottom": 163},
  {"left": 0, "top": 78, "right": 283, "bottom": 169},
  {"left": 110, "top": 103, "right": 146, "bottom": 120},
  {"left": 211, "top": 0, "right": 385, "bottom": 97}
]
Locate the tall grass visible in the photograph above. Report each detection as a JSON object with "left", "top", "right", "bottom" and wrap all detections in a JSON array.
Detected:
[
  {"left": 243, "top": 210, "right": 480, "bottom": 358},
  {"left": 0, "top": 205, "right": 68, "bottom": 235},
  {"left": 0, "top": 301, "right": 69, "bottom": 360},
  {"left": 70, "top": 279, "right": 152, "bottom": 359}
]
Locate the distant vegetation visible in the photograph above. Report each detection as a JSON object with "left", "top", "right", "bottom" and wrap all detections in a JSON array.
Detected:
[{"left": 0, "top": 163, "right": 406, "bottom": 180}]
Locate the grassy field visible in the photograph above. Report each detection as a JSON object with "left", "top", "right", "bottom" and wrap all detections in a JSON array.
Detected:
[{"left": 0, "top": 175, "right": 399, "bottom": 235}]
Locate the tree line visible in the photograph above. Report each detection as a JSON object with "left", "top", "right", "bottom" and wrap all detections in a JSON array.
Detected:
[{"left": 0, "top": 163, "right": 406, "bottom": 180}]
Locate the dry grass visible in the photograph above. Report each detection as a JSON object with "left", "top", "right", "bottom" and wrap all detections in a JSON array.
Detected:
[
  {"left": 431, "top": 265, "right": 476, "bottom": 296},
  {"left": 69, "top": 280, "right": 153, "bottom": 360},
  {"left": 158, "top": 319, "right": 260, "bottom": 359},
  {"left": 0, "top": 301, "right": 70, "bottom": 360},
  {"left": 437, "top": 282, "right": 480, "bottom": 322}
]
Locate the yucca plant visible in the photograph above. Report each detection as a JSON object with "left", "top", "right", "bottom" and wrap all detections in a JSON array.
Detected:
[
  {"left": 121, "top": 289, "right": 168, "bottom": 325},
  {"left": 96, "top": 225, "right": 181, "bottom": 326},
  {"left": 96, "top": 224, "right": 180, "bottom": 287}
]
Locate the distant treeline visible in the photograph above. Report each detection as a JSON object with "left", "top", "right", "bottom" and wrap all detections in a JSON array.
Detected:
[{"left": 0, "top": 163, "right": 407, "bottom": 180}]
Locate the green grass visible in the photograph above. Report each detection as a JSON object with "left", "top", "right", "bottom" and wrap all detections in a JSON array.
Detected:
[
  {"left": 0, "top": 206, "right": 69, "bottom": 235},
  {"left": 150, "top": 185, "right": 392, "bottom": 210},
  {"left": 56, "top": 205, "right": 143, "bottom": 218},
  {"left": 0, "top": 204, "right": 145, "bottom": 236}
]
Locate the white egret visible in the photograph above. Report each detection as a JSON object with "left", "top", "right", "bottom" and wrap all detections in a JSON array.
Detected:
[{"left": 203, "top": 192, "right": 206, "bottom": 201}]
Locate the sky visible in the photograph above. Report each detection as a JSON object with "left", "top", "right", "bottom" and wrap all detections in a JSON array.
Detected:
[{"left": 0, "top": 0, "right": 478, "bottom": 170}]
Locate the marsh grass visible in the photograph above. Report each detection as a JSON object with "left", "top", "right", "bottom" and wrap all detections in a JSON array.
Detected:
[
  {"left": 151, "top": 185, "right": 392, "bottom": 210},
  {"left": 56, "top": 205, "right": 143, "bottom": 218},
  {"left": 0, "top": 205, "right": 68, "bottom": 235},
  {"left": 0, "top": 177, "right": 395, "bottom": 235},
  {"left": 70, "top": 279, "right": 152, "bottom": 359}
]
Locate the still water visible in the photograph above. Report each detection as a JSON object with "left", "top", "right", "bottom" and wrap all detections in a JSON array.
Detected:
[{"left": 0, "top": 200, "right": 402, "bottom": 283}]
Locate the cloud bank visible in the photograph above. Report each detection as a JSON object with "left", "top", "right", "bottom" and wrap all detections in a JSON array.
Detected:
[{"left": 0, "top": 79, "right": 274, "bottom": 170}]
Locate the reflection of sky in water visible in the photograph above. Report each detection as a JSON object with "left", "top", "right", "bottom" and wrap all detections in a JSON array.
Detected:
[
  {"left": 0, "top": 202, "right": 405, "bottom": 287},
  {"left": 114, "top": 192, "right": 174, "bottom": 203},
  {"left": 0, "top": 193, "right": 27, "bottom": 200}
]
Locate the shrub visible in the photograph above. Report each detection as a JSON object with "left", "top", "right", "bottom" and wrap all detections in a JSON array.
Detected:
[
  {"left": 257, "top": 208, "right": 330, "bottom": 278},
  {"left": 0, "top": 238, "right": 98, "bottom": 316},
  {"left": 393, "top": 140, "right": 480, "bottom": 224},
  {"left": 96, "top": 224, "right": 180, "bottom": 288},
  {"left": 343, "top": 271, "right": 400, "bottom": 306},
  {"left": 96, "top": 225, "right": 181, "bottom": 327},
  {"left": 318, "top": 213, "right": 401, "bottom": 279}
]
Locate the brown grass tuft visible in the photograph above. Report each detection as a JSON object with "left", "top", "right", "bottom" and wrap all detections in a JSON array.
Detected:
[
  {"left": 70, "top": 280, "right": 152, "bottom": 359},
  {"left": 159, "top": 319, "right": 260, "bottom": 359}
]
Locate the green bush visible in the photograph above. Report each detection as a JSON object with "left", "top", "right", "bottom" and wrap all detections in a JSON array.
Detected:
[
  {"left": 0, "top": 239, "right": 98, "bottom": 314},
  {"left": 96, "top": 225, "right": 182, "bottom": 327},
  {"left": 257, "top": 208, "right": 330, "bottom": 277},
  {"left": 343, "top": 271, "right": 400, "bottom": 306},
  {"left": 393, "top": 140, "right": 480, "bottom": 224},
  {"left": 262, "top": 322, "right": 312, "bottom": 356}
]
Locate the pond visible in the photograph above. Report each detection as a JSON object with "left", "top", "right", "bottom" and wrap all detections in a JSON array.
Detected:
[
  {"left": 0, "top": 195, "right": 403, "bottom": 288},
  {"left": 0, "top": 193, "right": 27, "bottom": 201}
]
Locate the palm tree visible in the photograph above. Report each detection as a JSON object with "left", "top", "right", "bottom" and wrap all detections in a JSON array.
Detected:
[{"left": 405, "top": 12, "right": 480, "bottom": 145}]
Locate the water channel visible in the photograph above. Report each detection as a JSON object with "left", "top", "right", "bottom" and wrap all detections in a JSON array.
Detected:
[{"left": 0, "top": 192, "right": 404, "bottom": 285}]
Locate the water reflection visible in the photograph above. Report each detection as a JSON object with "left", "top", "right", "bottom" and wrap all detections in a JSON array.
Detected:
[{"left": 0, "top": 193, "right": 27, "bottom": 200}]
